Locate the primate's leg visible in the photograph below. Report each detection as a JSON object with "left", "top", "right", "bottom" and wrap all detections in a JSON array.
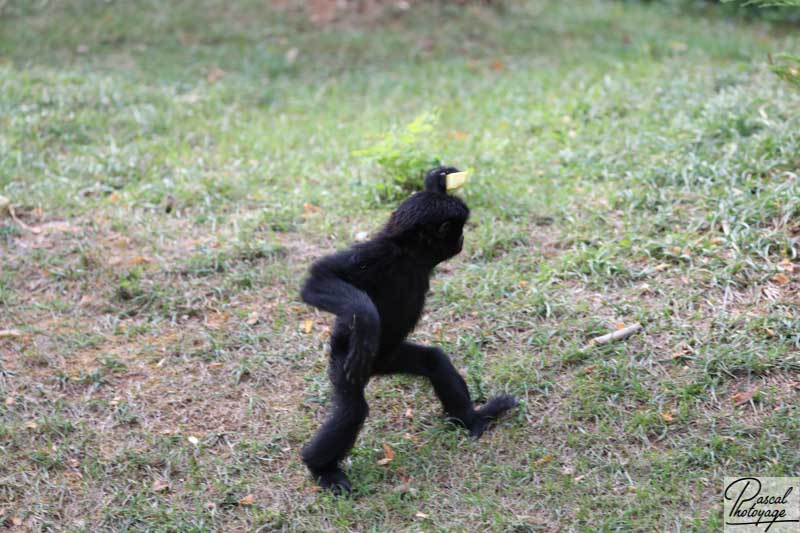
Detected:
[
  {"left": 374, "top": 341, "right": 517, "bottom": 438},
  {"left": 301, "top": 339, "right": 368, "bottom": 494}
]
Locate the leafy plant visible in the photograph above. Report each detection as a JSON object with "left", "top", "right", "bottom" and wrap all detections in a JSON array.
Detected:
[
  {"left": 726, "top": 0, "right": 800, "bottom": 87},
  {"left": 739, "top": 0, "right": 800, "bottom": 5},
  {"left": 770, "top": 52, "right": 800, "bottom": 87},
  {"left": 355, "top": 112, "right": 442, "bottom": 203}
]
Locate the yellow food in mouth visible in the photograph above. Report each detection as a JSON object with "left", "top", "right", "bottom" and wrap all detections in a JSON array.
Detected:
[{"left": 445, "top": 171, "right": 468, "bottom": 191}]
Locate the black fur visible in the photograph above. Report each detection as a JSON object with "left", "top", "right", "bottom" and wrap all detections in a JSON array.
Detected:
[{"left": 299, "top": 166, "right": 518, "bottom": 494}]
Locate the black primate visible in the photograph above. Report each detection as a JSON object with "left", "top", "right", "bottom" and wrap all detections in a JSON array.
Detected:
[{"left": 299, "top": 166, "right": 517, "bottom": 493}]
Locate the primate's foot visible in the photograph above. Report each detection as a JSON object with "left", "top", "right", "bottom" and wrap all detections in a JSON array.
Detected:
[
  {"left": 315, "top": 468, "right": 352, "bottom": 495},
  {"left": 469, "top": 394, "right": 518, "bottom": 439}
]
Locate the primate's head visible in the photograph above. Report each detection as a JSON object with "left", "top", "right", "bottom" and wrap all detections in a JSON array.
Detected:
[
  {"left": 423, "top": 166, "right": 467, "bottom": 194},
  {"left": 381, "top": 166, "right": 470, "bottom": 263}
]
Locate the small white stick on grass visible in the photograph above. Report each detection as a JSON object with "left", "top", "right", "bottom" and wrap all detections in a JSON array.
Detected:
[
  {"left": 586, "top": 323, "right": 642, "bottom": 348},
  {"left": 8, "top": 205, "right": 41, "bottom": 234}
]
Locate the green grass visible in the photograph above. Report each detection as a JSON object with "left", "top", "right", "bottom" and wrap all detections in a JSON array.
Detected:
[{"left": 1, "top": 0, "right": 799, "bottom": 530}]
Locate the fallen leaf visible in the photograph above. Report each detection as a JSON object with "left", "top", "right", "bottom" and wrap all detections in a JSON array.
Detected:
[
  {"left": 573, "top": 475, "right": 586, "bottom": 482},
  {"left": 404, "top": 407, "right": 414, "bottom": 419},
  {"left": 533, "top": 455, "right": 554, "bottom": 467},
  {"left": 654, "top": 263, "right": 670, "bottom": 272},
  {"left": 489, "top": 59, "right": 505, "bottom": 71},
  {"left": 246, "top": 311, "right": 259, "bottom": 326},
  {"left": 382, "top": 443, "right": 395, "bottom": 461},
  {"left": 772, "top": 273, "right": 791, "bottom": 284},
  {"left": 238, "top": 494, "right": 255, "bottom": 506},
  {"left": 732, "top": 388, "right": 758, "bottom": 406},
  {"left": 208, "top": 362, "right": 223, "bottom": 368},
  {"left": 660, "top": 411, "right": 674, "bottom": 423},
  {"left": 669, "top": 41, "right": 688, "bottom": 52},
  {"left": 518, "top": 280, "right": 529, "bottom": 287},
  {"left": 285, "top": 48, "right": 299, "bottom": 64},
  {"left": 415, "top": 512, "right": 429, "bottom": 519},
  {"left": 5, "top": 397, "right": 15, "bottom": 406},
  {"left": 404, "top": 432, "right": 418, "bottom": 443},
  {"left": 152, "top": 479, "right": 169, "bottom": 492},
  {"left": 778, "top": 258, "right": 794, "bottom": 272},
  {"left": 25, "top": 421, "right": 37, "bottom": 430},
  {"left": 206, "top": 312, "right": 231, "bottom": 330},
  {"left": 303, "top": 202, "right": 320, "bottom": 217},
  {"left": 393, "top": 482, "right": 410, "bottom": 494},
  {"left": 616, "top": 322, "right": 625, "bottom": 330},
  {"left": 12, "top": 516, "right": 22, "bottom": 526},
  {"left": 130, "top": 256, "right": 153, "bottom": 265},
  {"left": 187, "top": 436, "right": 199, "bottom": 445},
  {"left": 377, "top": 457, "right": 392, "bottom": 466},
  {"left": 449, "top": 131, "right": 469, "bottom": 140},
  {"left": 302, "top": 319, "right": 313, "bottom": 334},
  {"left": 206, "top": 66, "right": 226, "bottom": 83},
  {"left": 0, "top": 329, "right": 23, "bottom": 339},
  {"left": 179, "top": 92, "right": 201, "bottom": 104}
]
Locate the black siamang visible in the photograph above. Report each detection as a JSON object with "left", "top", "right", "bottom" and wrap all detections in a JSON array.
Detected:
[{"left": 299, "top": 166, "right": 517, "bottom": 494}]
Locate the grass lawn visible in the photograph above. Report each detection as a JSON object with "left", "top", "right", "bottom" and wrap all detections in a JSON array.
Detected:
[{"left": 1, "top": 0, "right": 799, "bottom": 530}]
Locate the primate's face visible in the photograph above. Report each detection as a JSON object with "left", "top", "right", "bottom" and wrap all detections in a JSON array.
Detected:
[
  {"left": 451, "top": 224, "right": 464, "bottom": 255},
  {"left": 438, "top": 220, "right": 465, "bottom": 259},
  {"left": 424, "top": 166, "right": 468, "bottom": 194}
]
